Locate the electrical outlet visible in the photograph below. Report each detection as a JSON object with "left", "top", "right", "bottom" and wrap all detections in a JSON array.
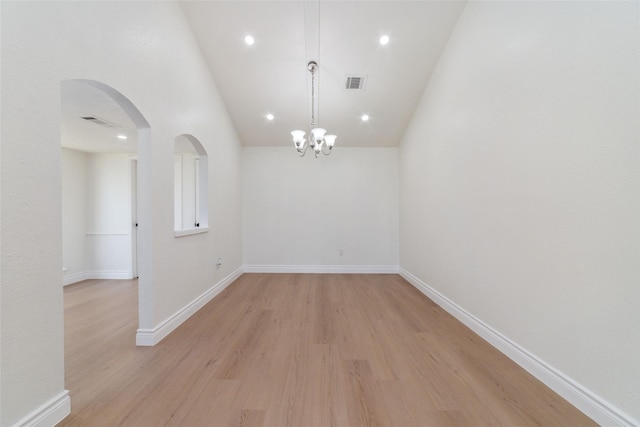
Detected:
[{"left": 216, "top": 258, "right": 222, "bottom": 268}]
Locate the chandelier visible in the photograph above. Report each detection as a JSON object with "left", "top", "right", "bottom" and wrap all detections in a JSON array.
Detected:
[{"left": 291, "top": 61, "right": 336, "bottom": 157}]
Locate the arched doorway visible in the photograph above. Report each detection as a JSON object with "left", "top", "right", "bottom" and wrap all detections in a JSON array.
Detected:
[{"left": 60, "top": 79, "right": 153, "bottom": 337}]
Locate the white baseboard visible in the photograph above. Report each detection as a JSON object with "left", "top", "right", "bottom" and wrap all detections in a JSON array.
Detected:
[
  {"left": 88, "top": 270, "right": 130, "bottom": 280},
  {"left": 63, "top": 270, "right": 131, "bottom": 286},
  {"left": 399, "top": 268, "right": 637, "bottom": 427},
  {"left": 63, "top": 271, "right": 91, "bottom": 286},
  {"left": 11, "top": 390, "right": 70, "bottom": 427},
  {"left": 136, "top": 266, "right": 243, "bottom": 346},
  {"left": 243, "top": 264, "right": 399, "bottom": 274}
]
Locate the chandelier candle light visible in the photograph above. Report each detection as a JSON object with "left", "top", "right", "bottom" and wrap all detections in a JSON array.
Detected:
[{"left": 291, "top": 61, "right": 336, "bottom": 157}]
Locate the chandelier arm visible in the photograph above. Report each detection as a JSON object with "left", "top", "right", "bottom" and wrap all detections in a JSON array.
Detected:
[{"left": 321, "top": 143, "right": 332, "bottom": 156}]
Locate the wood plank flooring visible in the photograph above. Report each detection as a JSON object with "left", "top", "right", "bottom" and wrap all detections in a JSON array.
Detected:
[{"left": 60, "top": 274, "right": 596, "bottom": 426}]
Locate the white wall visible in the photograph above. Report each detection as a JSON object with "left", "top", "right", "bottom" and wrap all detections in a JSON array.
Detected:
[
  {"left": 1, "top": 2, "right": 243, "bottom": 426},
  {"left": 85, "top": 153, "right": 132, "bottom": 278},
  {"left": 399, "top": 1, "right": 639, "bottom": 424},
  {"left": 62, "top": 148, "right": 88, "bottom": 279},
  {"left": 62, "top": 150, "right": 134, "bottom": 284},
  {"left": 243, "top": 147, "right": 398, "bottom": 272}
]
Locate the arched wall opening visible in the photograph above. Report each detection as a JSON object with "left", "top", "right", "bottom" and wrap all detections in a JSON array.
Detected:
[
  {"left": 60, "top": 79, "right": 153, "bottom": 337},
  {"left": 174, "top": 134, "right": 209, "bottom": 236}
]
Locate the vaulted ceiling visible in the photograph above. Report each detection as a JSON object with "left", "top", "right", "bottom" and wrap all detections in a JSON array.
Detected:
[
  {"left": 61, "top": 1, "right": 465, "bottom": 152},
  {"left": 181, "top": 1, "right": 465, "bottom": 148}
]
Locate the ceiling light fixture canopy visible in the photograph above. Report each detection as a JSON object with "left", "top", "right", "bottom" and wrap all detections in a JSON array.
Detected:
[{"left": 291, "top": 61, "right": 336, "bottom": 158}]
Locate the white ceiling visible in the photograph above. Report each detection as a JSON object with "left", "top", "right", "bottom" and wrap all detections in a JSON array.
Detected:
[
  {"left": 181, "top": 1, "right": 465, "bottom": 148},
  {"left": 61, "top": 1, "right": 465, "bottom": 153},
  {"left": 61, "top": 80, "right": 138, "bottom": 153}
]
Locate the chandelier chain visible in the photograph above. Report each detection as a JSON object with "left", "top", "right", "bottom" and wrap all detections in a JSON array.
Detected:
[
  {"left": 310, "top": 67, "right": 316, "bottom": 128},
  {"left": 289, "top": 1, "right": 335, "bottom": 158}
]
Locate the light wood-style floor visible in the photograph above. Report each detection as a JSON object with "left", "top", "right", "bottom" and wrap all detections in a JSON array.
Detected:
[{"left": 60, "top": 274, "right": 596, "bottom": 426}]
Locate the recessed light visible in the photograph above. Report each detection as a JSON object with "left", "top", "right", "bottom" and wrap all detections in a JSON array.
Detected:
[
  {"left": 245, "top": 35, "right": 255, "bottom": 46},
  {"left": 379, "top": 35, "right": 390, "bottom": 45},
  {"left": 266, "top": 113, "right": 274, "bottom": 121},
  {"left": 361, "top": 114, "right": 370, "bottom": 122},
  {"left": 117, "top": 134, "right": 128, "bottom": 140}
]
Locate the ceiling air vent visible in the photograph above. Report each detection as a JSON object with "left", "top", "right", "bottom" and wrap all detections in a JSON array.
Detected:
[
  {"left": 345, "top": 75, "right": 367, "bottom": 91},
  {"left": 81, "top": 116, "right": 119, "bottom": 128}
]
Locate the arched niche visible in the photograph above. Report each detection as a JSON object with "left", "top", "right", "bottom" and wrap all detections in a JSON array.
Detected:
[{"left": 174, "top": 134, "right": 209, "bottom": 236}]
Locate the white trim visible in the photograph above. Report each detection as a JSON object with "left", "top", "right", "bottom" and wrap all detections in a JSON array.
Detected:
[
  {"left": 63, "top": 270, "right": 131, "bottom": 285},
  {"left": 88, "top": 270, "right": 130, "bottom": 280},
  {"left": 11, "top": 390, "right": 70, "bottom": 427},
  {"left": 399, "top": 268, "right": 637, "bottom": 427},
  {"left": 85, "top": 232, "right": 129, "bottom": 236},
  {"left": 136, "top": 266, "right": 243, "bottom": 346},
  {"left": 243, "top": 265, "right": 399, "bottom": 274},
  {"left": 63, "top": 271, "right": 91, "bottom": 286},
  {"left": 174, "top": 227, "right": 209, "bottom": 238}
]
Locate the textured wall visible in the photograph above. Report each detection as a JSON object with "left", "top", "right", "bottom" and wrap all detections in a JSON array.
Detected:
[{"left": 399, "top": 1, "right": 639, "bottom": 423}]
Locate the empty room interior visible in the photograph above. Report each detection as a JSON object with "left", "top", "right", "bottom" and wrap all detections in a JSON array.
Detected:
[{"left": 1, "top": 1, "right": 638, "bottom": 426}]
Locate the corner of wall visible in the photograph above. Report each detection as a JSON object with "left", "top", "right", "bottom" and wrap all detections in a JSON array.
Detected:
[
  {"left": 399, "top": 268, "right": 638, "bottom": 427},
  {"left": 136, "top": 266, "right": 243, "bottom": 346}
]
